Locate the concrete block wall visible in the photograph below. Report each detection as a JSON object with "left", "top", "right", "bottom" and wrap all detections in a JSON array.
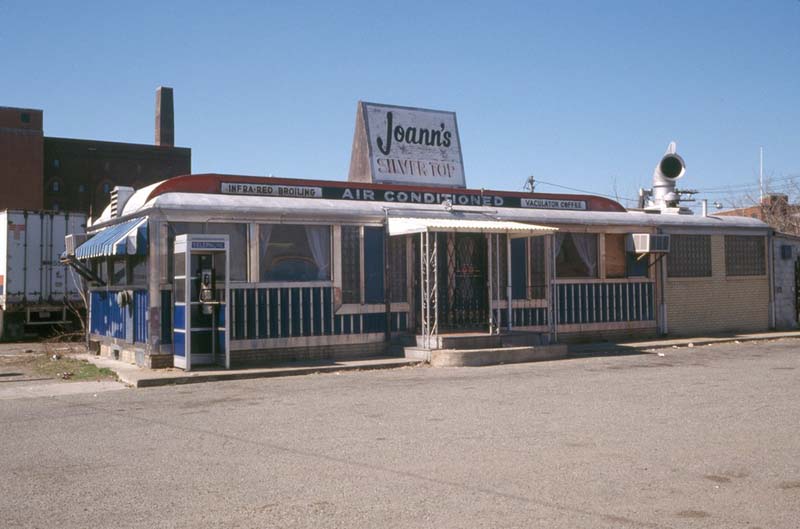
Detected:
[
  {"left": 773, "top": 237, "right": 800, "bottom": 329},
  {"left": 665, "top": 235, "right": 769, "bottom": 336}
]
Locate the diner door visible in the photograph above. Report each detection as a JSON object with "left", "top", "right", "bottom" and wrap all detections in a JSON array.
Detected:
[
  {"left": 172, "top": 234, "right": 230, "bottom": 371},
  {"left": 440, "top": 233, "right": 488, "bottom": 329}
]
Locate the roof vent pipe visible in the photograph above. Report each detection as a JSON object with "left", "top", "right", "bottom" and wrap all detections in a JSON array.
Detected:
[{"left": 701, "top": 199, "right": 708, "bottom": 217}]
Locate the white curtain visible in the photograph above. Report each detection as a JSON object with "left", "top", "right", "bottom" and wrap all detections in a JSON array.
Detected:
[
  {"left": 305, "top": 226, "right": 331, "bottom": 280},
  {"left": 554, "top": 232, "right": 566, "bottom": 259},
  {"left": 259, "top": 225, "right": 273, "bottom": 277},
  {"left": 571, "top": 233, "right": 598, "bottom": 277}
]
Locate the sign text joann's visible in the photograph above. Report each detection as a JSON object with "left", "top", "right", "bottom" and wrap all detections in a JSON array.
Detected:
[{"left": 348, "top": 101, "right": 466, "bottom": 188}]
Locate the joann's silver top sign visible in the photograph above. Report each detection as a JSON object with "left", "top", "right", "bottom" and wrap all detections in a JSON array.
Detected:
[{"left": 348, "top": 102, "right": 466, "bottom": 188}]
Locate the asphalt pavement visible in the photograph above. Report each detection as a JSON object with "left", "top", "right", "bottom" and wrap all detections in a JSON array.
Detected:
[{"left": 1, "top": 338, "right": 799, "bottom": 528}]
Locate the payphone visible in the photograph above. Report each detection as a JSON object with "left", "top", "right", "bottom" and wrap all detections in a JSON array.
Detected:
[{"left": 172, "top": 234, "right": 230, "bottom": 370}]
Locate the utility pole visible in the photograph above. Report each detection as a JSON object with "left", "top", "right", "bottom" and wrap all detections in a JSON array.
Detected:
[{"left": 525, "top": 175, "right": 536, "bottom": 192}]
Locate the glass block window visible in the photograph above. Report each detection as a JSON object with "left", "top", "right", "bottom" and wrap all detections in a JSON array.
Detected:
[
  {"left": 725, "top": 235, "right": 766, "bottom": 276},
  {"left": 667, "top": 235, "right": 711, "bottom": 277},
  {"left": 389, "top": 235, "right": 407, "bottom": 302},
  {"left": 341, "top": 226, "right": 361, "bottom": 304}
]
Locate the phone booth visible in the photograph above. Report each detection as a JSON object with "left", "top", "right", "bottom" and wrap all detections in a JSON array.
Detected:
[{"left": 172, "top": 234, "right": 230, "bottom": 370}]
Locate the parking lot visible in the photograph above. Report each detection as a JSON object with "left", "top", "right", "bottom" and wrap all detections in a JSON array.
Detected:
[{"left": 1, "top": 339, "right": 799, "bottom": 528}]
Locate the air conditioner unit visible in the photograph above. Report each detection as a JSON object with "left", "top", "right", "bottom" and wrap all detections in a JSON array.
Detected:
[
  {"left": 64, "top": 233, "right": 89, "bottom": 256},
  {"left": 626, "top": 233, "right": 670, "bottom": 253}
]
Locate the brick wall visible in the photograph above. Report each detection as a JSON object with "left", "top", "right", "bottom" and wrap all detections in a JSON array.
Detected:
[
  {"left": 665, "top": 235, "right": 769, "bottom": 336},
  {"left": 773, "top": 237, "right": 800, "bottom": 329},
  {"left": 0, "top": 107, "right": 43, "bottom": 210}
]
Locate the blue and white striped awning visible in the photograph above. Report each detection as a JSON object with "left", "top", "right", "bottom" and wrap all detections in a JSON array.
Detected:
[{"left": 74, "top": 217, "right": 148, "bottom": 259}]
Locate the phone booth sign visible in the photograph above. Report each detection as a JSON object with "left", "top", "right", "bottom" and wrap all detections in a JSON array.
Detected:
[{"left": 172, "top": 234, "right": 230, "bottom": 370}]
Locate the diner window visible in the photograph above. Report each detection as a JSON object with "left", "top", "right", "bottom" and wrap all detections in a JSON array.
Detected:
[
  {"left": 389, "top": 235, "right": 407, "bottom": 302},
  {"left": 605, "top": 234, "right": 627, "bottom": 278},
  {"left": 556, "top": 233, "right": 598, "bottom": 278},
  {"left": 529, "top": 236, "right": 546, "bottom": 299},
  {"left": 509, "top": 236, "right": 548, "bottom": 299},
  {"left": 725, "top": 235, "right": 765, "bottom": 276},
  {"left": 341, "top": 226, "right": 361, "bottom": 303},
  {"left": 668, "top": 235, "right": 711, "bottom": 277},
  {"left": 259, "top": 224, "right": 331, "bottom": 282},
  {"left": 490, "top": 234, "right": 508, "bottom": 293},
  {"left": 167, "top": 222, "right": 247, "bottom": 282},
  {"left": 205, "top": 223, "right": 247, "bottom": 281},
  {"left": 130, "top": 255, "right": 147, "bottom": 285},
  {"left": 110, "top": 258, "right": 127, "bottom": 286}
]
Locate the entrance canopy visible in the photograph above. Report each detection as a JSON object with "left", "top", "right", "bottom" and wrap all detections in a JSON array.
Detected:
[{"left": 387, "top": 217, "right": 556, "bottom": 237}]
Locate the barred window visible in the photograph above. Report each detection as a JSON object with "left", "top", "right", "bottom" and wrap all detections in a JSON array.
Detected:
[
  {"left": 725, "top": 235, "right": 765, "bottom": 276},
  {"left": 341, "top": 226, "right": 361, "bottom": 303},
  {"left": 667, "top": 235, "right": 711, "bottom": 277}
]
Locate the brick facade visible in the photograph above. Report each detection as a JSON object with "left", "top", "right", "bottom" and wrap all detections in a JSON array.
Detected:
[
  {"left": 665, "top": 235, "right": 769, "bottom": 336},
  {"left": 0, "top": 107, "right": 44, "bottom": 210}
]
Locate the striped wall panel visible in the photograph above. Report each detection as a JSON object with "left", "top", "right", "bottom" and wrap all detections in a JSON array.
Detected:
[{"left": 555, "top": 282, "right": 655, "bottom": 325}]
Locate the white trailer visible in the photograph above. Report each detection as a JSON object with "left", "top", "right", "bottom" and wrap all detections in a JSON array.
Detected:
[{"left": 0, "top": 210, "right": 87, "bottom": 340}]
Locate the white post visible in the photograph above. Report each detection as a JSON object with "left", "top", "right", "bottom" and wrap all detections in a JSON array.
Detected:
[
  {"left": 506, "top": 234, "right": 512, "bottom": 332},
  {"left": 487, "top": 233, "right": 493, "bottom": 334}
]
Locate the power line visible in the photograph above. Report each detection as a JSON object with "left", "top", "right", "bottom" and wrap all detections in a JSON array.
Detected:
[{"left": 533, "top": 179, "right": 638, "bottom": 204}]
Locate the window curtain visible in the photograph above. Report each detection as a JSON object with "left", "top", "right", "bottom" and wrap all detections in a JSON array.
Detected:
[
  {"left": 305, "top": 226, "right": 330, "bottom": 280},
  {"left": 259, "top": 224, "right": 273, "bottom": 273},
  {"left": 554, "top": 232, "right": 566, "bottom": 259},
  {"left": 571, "top": 233, "right": 598, "bottom": 277}
]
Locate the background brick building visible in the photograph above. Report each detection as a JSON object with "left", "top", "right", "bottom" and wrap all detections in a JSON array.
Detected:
[{"left": 1, "top": 87, "right": 190, "bottom": 217}]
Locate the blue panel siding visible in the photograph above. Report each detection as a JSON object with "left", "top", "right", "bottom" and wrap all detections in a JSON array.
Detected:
[
  {"left": 173, "top": 331, "right": 186, "bottom": 357},
  {"left": 229, "top": 285, "right": 409, "bottom": 341},
  {"left": 133, "top": 291, "right": 149, "bottom": 343},
  {"left": 555, "top": 282, "right": 655, "bottom": 325},
  {"left": 89, "top": 289, "right": 148, "bottom": 342},
  {"left": 173, "top": 304, "right": 185, "bottom": 330}
]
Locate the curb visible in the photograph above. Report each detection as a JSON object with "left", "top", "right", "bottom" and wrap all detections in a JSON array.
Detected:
[{"left": 568, "top": 333, "right": 800, "bottom": 356}]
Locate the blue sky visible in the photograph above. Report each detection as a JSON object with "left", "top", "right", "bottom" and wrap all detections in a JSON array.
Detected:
[{"left": 2, "top": 0, "right": 798, "bottom": 208}]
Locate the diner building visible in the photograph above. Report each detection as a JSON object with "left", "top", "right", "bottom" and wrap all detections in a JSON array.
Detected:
[{"left": 64, "top": 102, "right": 773, "bottom": 369}]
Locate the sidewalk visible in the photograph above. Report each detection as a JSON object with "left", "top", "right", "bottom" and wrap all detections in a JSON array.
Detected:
[
  {"left": 79, "top": 330, "right": 800, "bottom": 388},
  {"left": 78, "top": 354, "right": 422, "bottom": 388},
  {"left": 567, "top": 330, "right": 800, "bottom": 357}
]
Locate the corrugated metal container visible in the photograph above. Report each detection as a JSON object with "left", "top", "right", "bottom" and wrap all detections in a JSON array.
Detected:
[{"left": 0, "top": 210, "right": 87, "bottom": 338}]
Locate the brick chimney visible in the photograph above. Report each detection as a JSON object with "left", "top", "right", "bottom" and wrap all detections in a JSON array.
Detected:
[{"left": 155, "top": 86, "right": 174, "bottom": 147}]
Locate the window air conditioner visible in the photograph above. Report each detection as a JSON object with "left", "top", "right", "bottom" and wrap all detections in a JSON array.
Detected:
[
  {"left": 626, "top": 233, "right": 670, "bottom": 253},
  {"left": 65, "top": 233, "right": 89, "bottom": 256}
]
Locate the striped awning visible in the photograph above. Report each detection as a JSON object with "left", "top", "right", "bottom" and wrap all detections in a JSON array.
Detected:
[
  {"left": 387, "top": 217, "right": 556, "bottom": 237},
  {"left": 74, "top": 217, "right": 148, "bottom": 259}
]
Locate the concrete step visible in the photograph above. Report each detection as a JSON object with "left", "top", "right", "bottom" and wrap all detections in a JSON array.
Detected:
[
  {"left": 415, "top": 332, "right": 546, "bottom": 350},
  {"left": 429, "top": 344, "right": 568, "bottom": 367}
]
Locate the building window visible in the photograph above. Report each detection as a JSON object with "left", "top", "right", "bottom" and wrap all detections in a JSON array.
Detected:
[
  {"left": 725, "top": 235, "right": 765, "bottom": 276},
  {"left": 51, "top": 181, "right": 60, "bottom": 192},
  {"left": 78, "top": 184, "right": 86, "bottom": 193},
  {"left": 168, "top": 222, "right": 248, "bottom": 282},
  {"left": 53, "top": 159, "right": 60, "bottom": 169},
  {"left": 102, "top": 182, "right": 112, "bottom": 194},
  {"left": 130, "top": 255, "right": 147, "bottom": 285},
  {"left": 510, "top": 236, "right": 548, "bottom": 300},
  {"left": 259, "top": 224, "right": 331, "bottom": 282},
  {"left": 20, "top": 113, "right": 30, "bottom": 123},
  {"left": 556, "top": 233, "right": 598, "bottom": 278},
  {"left": 52, "top": 202, "right": 60, "bottom": 211},
  {"left": 389, "top": 235, "right": 407, "bottom": 302},
  {"left": 529, "top": 236, "right": 546, "bottom": 299},
  {"left": 341, "top": 226, "right": 361, "bottom": 303},
  {"left": 110, "top": 258, "right": 127, "bottom": 286},
  {"left": 668, "top": 235, "right": 711, "bottom": 277}
]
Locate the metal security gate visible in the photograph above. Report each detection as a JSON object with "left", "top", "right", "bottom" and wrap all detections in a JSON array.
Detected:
[{"left": 439, "top": 233, "right": 487, "bottom": 329}]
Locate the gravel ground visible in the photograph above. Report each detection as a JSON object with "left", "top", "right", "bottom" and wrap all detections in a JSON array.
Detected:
[{"left": 1, "top": 338, "right": 799, "bottom": 528}]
